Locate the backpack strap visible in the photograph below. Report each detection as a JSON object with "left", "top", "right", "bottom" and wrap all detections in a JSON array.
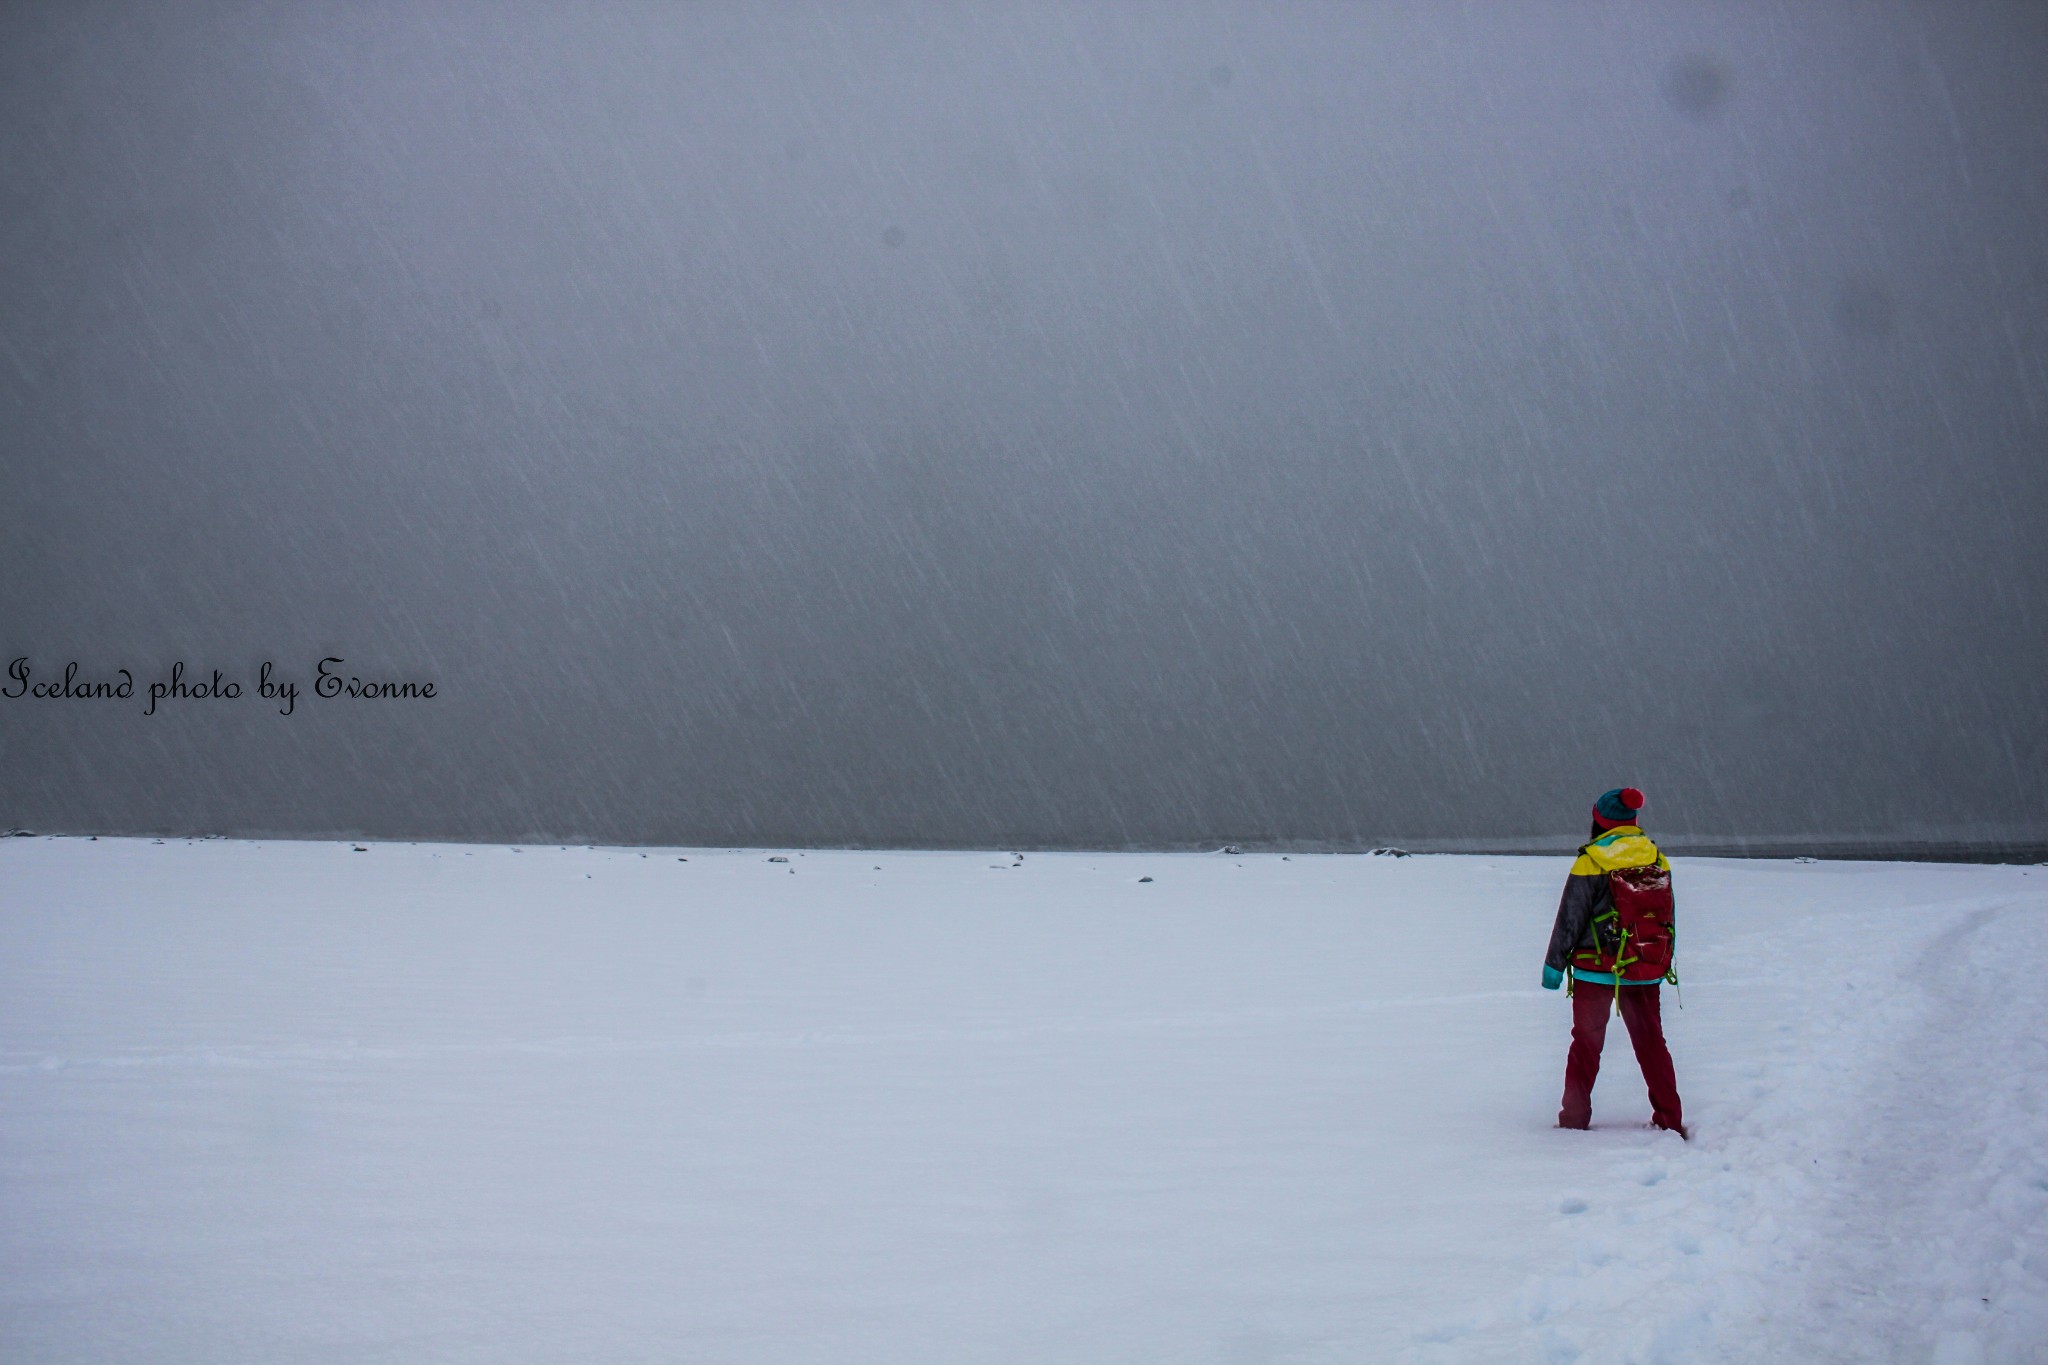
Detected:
[{"left": 1581, "top": 837, "right": 1641, "bottom": 1013}]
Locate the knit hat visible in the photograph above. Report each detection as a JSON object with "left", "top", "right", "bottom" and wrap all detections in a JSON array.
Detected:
[{"left": 1592, "top": 787, "right": 1645, "bottom": 830}]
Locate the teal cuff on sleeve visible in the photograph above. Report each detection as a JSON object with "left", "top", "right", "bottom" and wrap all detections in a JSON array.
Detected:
[{"left": 1542, "top": 965, "right": 1564, "bottom": 991}]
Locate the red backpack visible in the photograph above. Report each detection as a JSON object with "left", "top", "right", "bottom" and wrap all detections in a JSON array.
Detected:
[{"left": 1575, "top": 857, "right": 1676, "bottom": 984}]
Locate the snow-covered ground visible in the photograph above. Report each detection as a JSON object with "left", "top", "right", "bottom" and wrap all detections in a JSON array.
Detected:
[{"left": 2, "top": 839, "right": 2043, "bottom": 1364}]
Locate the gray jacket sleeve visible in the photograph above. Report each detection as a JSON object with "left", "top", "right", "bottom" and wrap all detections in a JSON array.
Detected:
[{"left": 1545, "top": 864, "right": 1610, "bottom": 973}]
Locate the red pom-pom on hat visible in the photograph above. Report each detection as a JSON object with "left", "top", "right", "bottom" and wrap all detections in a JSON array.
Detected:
[{"left": 1619, "top": 787, "right": 1644, "bottom": 812}]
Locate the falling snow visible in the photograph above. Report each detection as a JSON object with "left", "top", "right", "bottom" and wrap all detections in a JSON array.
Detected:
[{"left": 0, "top": 3, "right": 2041, "bottom": 850}]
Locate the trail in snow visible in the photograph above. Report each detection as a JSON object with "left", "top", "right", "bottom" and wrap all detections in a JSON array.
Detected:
[
  {"left": 1407, "top": 894, "right": 2048, "bottom": 1364},
  {"left": 1753, "top": 903, "right": 2048, "bottom": 1365},
  {"left": 1, "top": 839, "right": 2043, "bottom": 1364}
]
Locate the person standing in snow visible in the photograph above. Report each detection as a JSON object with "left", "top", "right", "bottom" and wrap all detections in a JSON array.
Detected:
[{"left": 1542, "top": 787, "right": 1686, "bottom": 1136}]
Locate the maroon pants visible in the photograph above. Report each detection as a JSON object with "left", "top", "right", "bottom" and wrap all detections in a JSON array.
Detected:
[{"left": 1559, "top": 981, "right": 1683, "bottom": 1132}]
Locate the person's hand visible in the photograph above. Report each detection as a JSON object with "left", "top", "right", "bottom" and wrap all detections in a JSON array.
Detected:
[{"left": 1542, "top": 965, "right": 1564, "bottom": 991}]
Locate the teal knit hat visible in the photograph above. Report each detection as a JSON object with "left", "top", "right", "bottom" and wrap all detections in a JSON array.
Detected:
[{"left": 1593, "top": 787, "right": 1645, "bottom": 829}]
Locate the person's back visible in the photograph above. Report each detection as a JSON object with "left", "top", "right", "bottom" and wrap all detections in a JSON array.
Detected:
[{"left": 1542, "top": 787, "right": 1686, "bottom": 1136}]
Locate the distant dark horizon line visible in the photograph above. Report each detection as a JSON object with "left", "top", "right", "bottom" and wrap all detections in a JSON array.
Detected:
[{"left": 8, "top": 828, "right": 2045, "bottom": 866}]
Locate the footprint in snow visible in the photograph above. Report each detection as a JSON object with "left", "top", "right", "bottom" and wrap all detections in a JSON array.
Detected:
[{"left": 1559, "top": 1195, "right": 1589, "bottom": 1215}]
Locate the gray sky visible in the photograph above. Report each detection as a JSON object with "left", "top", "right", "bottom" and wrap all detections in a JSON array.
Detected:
[{"left": 3, "top": 1, "right": 2044, "bottom": 848}]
